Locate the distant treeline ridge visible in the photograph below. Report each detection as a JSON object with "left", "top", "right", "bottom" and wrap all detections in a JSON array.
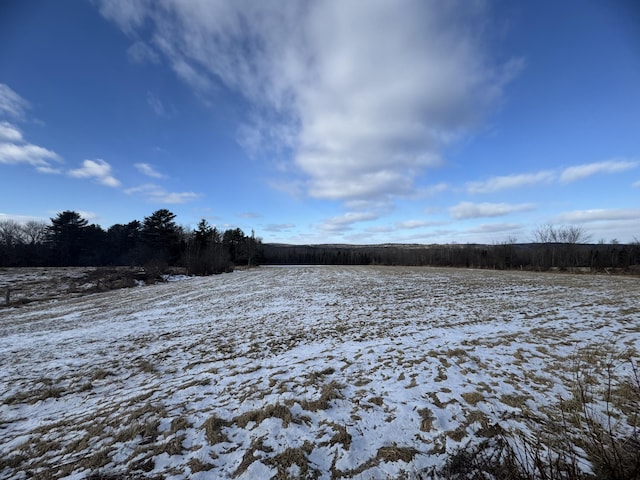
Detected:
[{"left": 262, "top": 241, "right": 640, "bottom": 273}]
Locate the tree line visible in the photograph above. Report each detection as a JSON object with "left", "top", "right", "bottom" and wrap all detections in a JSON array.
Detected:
[
  {"left": 2, "top": 216, "right": 638, "bottom": 273},
  {"left": 262, "top": 225, "right": 640, "bottom": 273},
  {"left": 0, "top": 210, "right": 263, "bottom": 274}
]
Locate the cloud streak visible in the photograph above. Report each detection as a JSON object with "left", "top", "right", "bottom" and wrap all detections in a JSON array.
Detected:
[
  {"left": 449, "top": 202, "right": 536, "bottom": 220},
  {"left": 466, "top": 171, "right": 554, "bottom": 194},
  {"left": 556, "top": 208, "right": 640, "bottom": 224},
  {"left": 559, "top": 160, "right": 638, "bottom": 183},
  {"left": 135, "top": 162, "right": 167, "bottom": 179},
  {"left": 320, "top": 211, "right": 380, "bottom": 233},
  {"left": 467, "top": 160, "right": 639, "bottom": 194},
  {"left": 125, "top": 183, "right": 201, "bottom": 204},
  {"left": 0, "top": 84, "right": 29, "bottom": 119}
]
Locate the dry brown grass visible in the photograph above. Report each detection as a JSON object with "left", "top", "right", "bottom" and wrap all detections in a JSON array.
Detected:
[
  {"left": 461, "top": 391, "right": 484, "bottom": 406},
  {"left": 263, "top": 441, "right": 317, "bottom": 480},
  {"left": 299, "top": 381, "right": 342, "bottom": 411},
  {"left": 418, "top": 407, "right": 435, "bottom": 432},
  {"left": 187, "top": 457, "right": 214, "bottom": 473},
  {"left": 203, "top": 414, "right": 231, "bottom": 445},
  {"left": 234, "top": 402, "right": 295, "bottom": 428},
  {"left": 376, "top": 445, "right": 419, "bottom": 463},
  {"left": 233, "top": 436, "right": 274, "bottom": 477},
  {"left": 430, "top": 347, "right": 640, "bottom": 480}
]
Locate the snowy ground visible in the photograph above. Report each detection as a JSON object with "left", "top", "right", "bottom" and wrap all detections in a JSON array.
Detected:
[{"left": 1, "top": 266, "right": 639, "bottom": 479}]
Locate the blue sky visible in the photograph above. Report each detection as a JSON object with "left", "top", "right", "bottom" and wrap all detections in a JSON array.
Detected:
[{"left": 1, "top": 0, "right": 639, "bottom": 244}]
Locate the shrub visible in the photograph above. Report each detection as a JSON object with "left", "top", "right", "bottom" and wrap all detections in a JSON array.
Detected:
[{"left": 427, "top": 347, "right": 639, "bottom": 480}]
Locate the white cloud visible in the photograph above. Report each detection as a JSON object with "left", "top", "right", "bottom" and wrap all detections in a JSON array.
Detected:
[
  {"left": 155, "top": 191, "right": 200, "bottom": 204},
  {"left": 466, "top": 170, "right": 554, "bottom": 193},
  {"left": 69, "top": 159, "right": 121, "bottom": 187},
  {"left": 0, "top": 141, "right": 62, "bottom": 171},
  {"left": 396, "top": 220, "right": 440, "bottom": 230},
  {"left": 135, "top": 162, "right": 167, "bottom": 179},
  {"left": 0, "top": 84, "right": 29, "bottom": 119},
  {"left": 559, "top": 159, "right": 638, "bottom": 183},
  {"left": 320, "top": 211, "right": 380, "bottom": 232},
  {"left": 97, "top": 1, "right": 521, "bottom": 204},
  {"left": 308, "top": 169, "right": 414, "bottom": 201},
  {"left": 0, "top": 122, "right": 23, "bottom": 142},
  {"left": 449, "top": 201, "right": 536, "bottom": 220},
  {"left": 0, "top": 88, "right": 63, "bottom": 173},
  {"left": 125, "top": 183, "right": 200, "bottom": 204},
  {"left": 556, "top": 208, "right": 640, "bottom": 224},
  {"left": 633, "top": 180, "right": 640, "bottom": 188}
]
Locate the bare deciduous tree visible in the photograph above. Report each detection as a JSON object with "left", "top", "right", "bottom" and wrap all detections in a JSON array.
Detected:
[
  {"left": 0, "top": 220, "right": 24, "bottom": 246},
  {"left": 22, "top": 220, "right": 47, "bottom": 245}
]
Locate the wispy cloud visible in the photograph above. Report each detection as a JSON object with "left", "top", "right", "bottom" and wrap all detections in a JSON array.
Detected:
[
  {"left": 69, "top": 159, "right": 121, "bottom": 187},
  {"left": 125, "top": 183, "right": 200, "bottom": 204},
  {"left": 0, "top": 84, "right": 29, "bottom": 119},
  {"left": 0, "top": 137, "right": 62, "bottom": 173},
  {"left": 127, "top": 41, "right": 160, "bottom": 64},
  {"left": 320, "top": 211, "right": 380, "bottom": 233},
  {"left": 466, "top": 160, "right": 639, "bottom": 194},
  {"left": 559, "top": 159, "right": 638, "bottom": 183},
  {"left": 0, "top": 121, "right": 23, "bottom": 142},
  {"left": 264, "top": 223, "right": 295, "bottom": 232},
  {"left": 395, "top": 220, "right": 440, "bottom": 230},
  {"left": 449, "top": 201, "right": 536, "bottom": 220},
  {"left": 98, "top": 1, "right": 522, "bottom": 206},
  {"left": 135, "top": 162, "right": 167, "bottom": 179},
  {"left": 466, "top": 171, "right": 554, "bottom": 193},
  {"left": 0, "top": 87, "right": 63, "bottom": 174},
  {"left": 146, "top": 92, "right": 168, "bottom": 117}
]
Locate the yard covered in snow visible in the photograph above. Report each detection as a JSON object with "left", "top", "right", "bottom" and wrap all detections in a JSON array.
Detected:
[{"left": 1, "top": 266, "right": 639, "bottom": 479}]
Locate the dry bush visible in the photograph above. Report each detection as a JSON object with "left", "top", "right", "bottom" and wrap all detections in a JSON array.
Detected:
[{"left": 427, "top": 346, "right": 640, "bottom": 480}]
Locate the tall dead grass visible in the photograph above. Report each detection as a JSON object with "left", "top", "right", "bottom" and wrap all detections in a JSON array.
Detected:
[{"left": 427, "top": 346, "right": 640, "bottom": 480}]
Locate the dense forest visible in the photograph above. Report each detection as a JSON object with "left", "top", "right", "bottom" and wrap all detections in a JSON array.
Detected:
[
  {"left": 262, "top": 226, "right": 640, "bottom": 273},
  {"left": 1, "top": 214, "right": 639, "bottom": 274},
  {"left": 263, "top": 239, "right": 640, "bottom": 273},
  {"left": 0, "top": 210, "right": 263, "bottom": 274}
]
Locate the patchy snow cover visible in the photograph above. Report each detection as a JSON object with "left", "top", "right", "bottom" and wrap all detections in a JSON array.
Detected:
[{"left": 0, "top": 266, "right": 638, "bottom": 479}]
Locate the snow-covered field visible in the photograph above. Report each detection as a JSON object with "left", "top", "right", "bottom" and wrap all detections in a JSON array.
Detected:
[{"left": 1, "top": 266, "right": 639, "bottom": 479}]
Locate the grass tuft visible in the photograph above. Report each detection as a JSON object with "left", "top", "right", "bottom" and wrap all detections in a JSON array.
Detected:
[{"left": 204, "top": 414, "right": 231, "bottom": 445}]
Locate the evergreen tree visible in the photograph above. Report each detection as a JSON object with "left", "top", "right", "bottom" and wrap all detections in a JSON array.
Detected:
[
  {"left": 46, "top": 211, "right": 89, "bottom": 266},
  {"left": 107, "top": 221, "right": 142, "bottom": 265},
  {"left": 141, "top": 209, "right": 181, "bottom": 265}
]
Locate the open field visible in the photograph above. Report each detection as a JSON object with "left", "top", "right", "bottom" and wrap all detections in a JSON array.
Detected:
[{"left": 1, "top": 266, "right": 639, "bottom": 479}]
